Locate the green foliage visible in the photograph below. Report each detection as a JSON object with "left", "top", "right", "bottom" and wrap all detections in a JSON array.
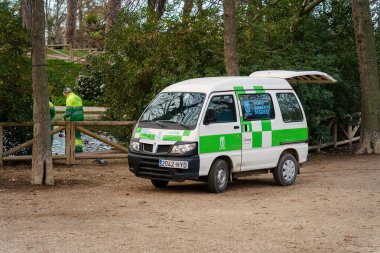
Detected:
[
  {"left": 0, "top": 2, "right": 33, "bottom": 151},
  {"left": 46, "top": 59, "right": 83, "bottom": 104},
  {"left": 101, "top": 8, "right": 224, "bottom": 120},
  {"left": 80, "top": 1, "right": 375, "bottom": 143},
  {"left": 237, "top": 1, "right": 360, "bottom": 141},
  {"left": 0, "top": 2, "right": 32, "bottom": 122},
  {"left": 76, "top": 56, "right": 104, "bottom": 102},
  {"left": 85, "top": 12, "right": 105, "bottom": 49},
  {"left": 84, "top": 7, "right": 224, "bottom": 141}
]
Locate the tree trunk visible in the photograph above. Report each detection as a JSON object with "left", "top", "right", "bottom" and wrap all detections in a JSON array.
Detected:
[
  {"left": 20, "top": 0, "right": 32, "bottom": 31},
  {"left": 183, "top": 0, "right": 194, "bottom": 22},
  {"left": 147, "top": 0, "right": 167, "bottom": 21},
  {"left": 156, "top": 0, "right": 167, "bottom": 20},
  {"left": 291, "top": 0, "right": 324, "bottom": 32},
  {"left": 77, "top": 0, "right": 84, "bottom": 47},
  {"left": 65, "top": 0, "right": 77, "bottom": 47},
  {"left": 31, "top": 0, "right": 54, "bottom": 185},
  {"left": 223, "top": 0, "right": 240, "bottom": 76},
  {"left": 351, "top": 0, "right": 380, "bottom": 154},
  {"left": 105, "top": 0, "right": 121, "bottom": 33},
  {"left": 196, "top": 0, "right": 203, "bottom": 16}
]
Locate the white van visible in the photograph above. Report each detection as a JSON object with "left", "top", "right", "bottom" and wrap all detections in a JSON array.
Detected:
[{"left": 128, "top": 71, "right": 336, "bottom": 193}]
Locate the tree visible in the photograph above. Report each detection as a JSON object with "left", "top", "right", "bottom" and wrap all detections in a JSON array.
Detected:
[
  {"left": 183, "top": 0, "right": 194, "bottom": 22},
  {"left": 223, "top": 0, "right": 239, "bottom": 75},
  {"left": 105, "top": 0, "right": 121, "bottom": 33},
  {"left": 351, "top": 0, "right": 380, "bottom": 154},
  {"left": 45, "top": 0, "right": 66, "bottom": 45},
  {"left": 31, "top": 0, "right": 54, "bottom": 185},
  {"left": 148, "top": 0, "right": 167, "bottom": 21},
  {"left": 65, "top": 0, "right": 78, "bottom": 46},
  {"left": 291, "top": 0, "right": 325, "bottom": 32},
  {"left": 20, "top": 0, "right": 32, "bottom": 31}
]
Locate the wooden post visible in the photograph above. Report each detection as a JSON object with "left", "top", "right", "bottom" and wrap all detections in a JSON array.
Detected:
[
  {"left": 317, "top": 139, "right": 321, "bottom": 153},
  {"left": 347, "top": 124, "right": 353, "bottom": 148},
  {"left": 65, "top": 121, "right": 72, "bottom": 165},
  {"left": 0, "top": 125, "right": 3, "bottom": 167},
  {"left": 70, "top": 122, "right": 76, "bottom": 164},
  {"left": 333, "top": 120, "right": 338, "bottom": 148}
]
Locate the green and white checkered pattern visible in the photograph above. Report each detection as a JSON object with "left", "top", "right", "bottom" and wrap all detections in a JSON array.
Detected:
[
  {"left": 234, "top": 86, "right": 307, "bottom": 149},
  {"left": 135, "top": 128, "right": 192, "bottom": 141}
]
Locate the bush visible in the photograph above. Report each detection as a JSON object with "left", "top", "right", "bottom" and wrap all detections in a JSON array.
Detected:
[
  {"left": 76, "top": 56, "right": 105, "bottom": 102},
  {"left": 0, "top": 2, "right": 33, "bottom": 152},
  {"left": 46, "top": 59, "right": 82, "bottom": 104},
  {"left": 0, "top": 2, "right": 32, "bottom": 122}
]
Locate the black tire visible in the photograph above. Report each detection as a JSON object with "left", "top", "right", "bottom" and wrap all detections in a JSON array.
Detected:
[
  {"left": 208, "top": 159, "right": 229, "bottom": 193},
  {"left": 273, "top": 153, "right": 298, "bottom": 186},
  {"left": 151, "top": 179, "right": 169, "bottom": 188}
]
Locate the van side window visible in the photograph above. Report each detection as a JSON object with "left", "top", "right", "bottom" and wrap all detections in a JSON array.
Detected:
[
  {"left": 205, "top": 95, "right": 237, "bottom": 123},
  {"left": 276, "top": 93, "right": 304, "bottom": 122},
  {"left": 239, "top": 93, "right": 275, "bottom": 121}
]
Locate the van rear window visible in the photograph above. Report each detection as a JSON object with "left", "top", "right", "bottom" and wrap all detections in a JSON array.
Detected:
[
  {"left": 276, "top": 93, "right": 304, "bottom": 122},
  {"left": 239, "top": 93, "right": 275, "bottom": 121}
]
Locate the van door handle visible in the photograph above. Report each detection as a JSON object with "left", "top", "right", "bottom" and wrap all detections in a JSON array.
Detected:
[
  {"left": 244, "top": 125, "right": 249, "bottom": 132},
  {"left": 234, "top": 126, "right": 239, "bottom": 129}
]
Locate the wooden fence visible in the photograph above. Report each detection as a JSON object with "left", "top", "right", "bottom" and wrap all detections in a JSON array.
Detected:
[
  {"left": 45, "top": 44, "right": 99, "bottom": 63},
  {"left": 0, "top": 117, "right": 361, "bottom": 166},
  {"left": 0, "top": 121, "right": 135, "bottom": 166},
  {"left": 308, "top": 116, "right": 361, "bottom": 152}
]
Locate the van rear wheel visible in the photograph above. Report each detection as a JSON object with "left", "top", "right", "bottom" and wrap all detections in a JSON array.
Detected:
[
  {"left": 273, "top": 154, "right": 298, "bottom": 186},
  {"left": 151, "top": 179, "right": 169, "bottom": 188},
  {"left": 208, "top": 159, "right": 229, "bottom": 193}
]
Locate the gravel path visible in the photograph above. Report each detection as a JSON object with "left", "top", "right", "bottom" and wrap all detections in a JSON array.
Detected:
[{"left": 0, "top": 153, "right": 379, "bottom": 253}]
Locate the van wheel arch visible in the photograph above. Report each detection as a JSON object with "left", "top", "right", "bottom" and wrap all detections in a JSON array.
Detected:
[
  {"left": 212, "top": 156, "right": 233, "bottom": 181},
  {"left": 272, "top": 149, "right": 300, "bottom": 174},
  {"left": 280, "top": 149, "right": 299, "bottom": 162}
]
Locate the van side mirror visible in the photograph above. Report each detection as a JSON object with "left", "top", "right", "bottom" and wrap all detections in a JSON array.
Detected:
[{"left": 204, "top": 108, "right": 216, "bottom": 125}]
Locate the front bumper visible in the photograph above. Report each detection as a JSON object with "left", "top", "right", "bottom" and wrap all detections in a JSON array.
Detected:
[{"left": 128, "top": 152, "right": 200, "bottom": 182}]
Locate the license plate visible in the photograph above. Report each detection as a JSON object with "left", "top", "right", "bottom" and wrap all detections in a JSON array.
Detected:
[{"left": 159, "top": 160, "right": 188, "bottom": 169}]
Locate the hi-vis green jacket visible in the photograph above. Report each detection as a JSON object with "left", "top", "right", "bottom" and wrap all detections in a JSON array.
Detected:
[
  {"left": 63, "top": 92, "right": 84, "bottom": 121},
  {"left": 49, "top": 101, "right": 55, "bottom": 120}
]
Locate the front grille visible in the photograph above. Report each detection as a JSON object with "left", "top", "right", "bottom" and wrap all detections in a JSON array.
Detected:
[
  {"left": 157, "top": 145, "right": 171, "bottom": 153},
  {"left": 143, "top": 143, "right": 153, "bottom": 152},
  {"left": 142, "top": 144, "right": 172, "bottom": 154},
  {"left": 137, "top": 157, "right": 171, "bottom": 179}
]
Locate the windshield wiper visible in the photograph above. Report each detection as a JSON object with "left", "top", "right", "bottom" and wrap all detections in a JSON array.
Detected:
[
  {"left": 140, "top": 120, "right": 167, "bottom": 128},
  {"left": 157, "top": 120, "right": 190, "bottom": 129}
]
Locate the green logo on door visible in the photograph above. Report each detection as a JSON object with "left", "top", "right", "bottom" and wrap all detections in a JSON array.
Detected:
[{"left": 219, "top": 136, "right": 226, "bottom": 150}]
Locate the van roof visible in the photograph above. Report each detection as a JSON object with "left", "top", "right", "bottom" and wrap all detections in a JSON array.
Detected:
[{"left": 162, "top": 77, "right": 292, "bottom": 94}]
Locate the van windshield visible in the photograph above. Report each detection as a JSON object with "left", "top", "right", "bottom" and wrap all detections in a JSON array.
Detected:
[{"left": 139, "top": 92, "right": 206, "bottom": 129}]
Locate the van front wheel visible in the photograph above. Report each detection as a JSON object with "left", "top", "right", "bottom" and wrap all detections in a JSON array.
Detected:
[
  {"left": 273, "top": 154, "right": 298, "bottom": 186},
  {"left": 208, "top": 159, "right": 229, "bottom": 193}
]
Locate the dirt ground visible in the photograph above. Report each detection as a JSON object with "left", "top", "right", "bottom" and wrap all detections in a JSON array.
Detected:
[{"left": 0, "top": 151, "right": 379, "bottom": 253}]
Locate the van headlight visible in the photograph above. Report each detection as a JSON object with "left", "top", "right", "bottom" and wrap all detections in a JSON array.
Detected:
[
  {"left": 170, "top": 143, "right": 197, "bottom": 155},
  {"left": 129, "top": 141, "right": 140, "bottom": 152}
]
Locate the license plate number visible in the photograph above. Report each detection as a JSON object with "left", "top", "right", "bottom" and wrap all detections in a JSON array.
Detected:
[{"left": 159, "top": 160, "right": 188, "bottom": 169}]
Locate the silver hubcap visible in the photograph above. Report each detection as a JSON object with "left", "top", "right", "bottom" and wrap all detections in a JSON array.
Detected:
[
  {"left": 282, "top": 160, "right": 296, "bottom": 181},
  {"left": 216, "top": 167, "right": 227, "bottom": 188}
]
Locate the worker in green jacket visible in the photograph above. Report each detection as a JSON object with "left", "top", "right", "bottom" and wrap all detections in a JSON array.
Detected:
[
  {"left": 49, "top": 100, "right": 55, "bottom": 145},
  {"left": 63, "top": 87, "right": 84, "bottom": 152}
]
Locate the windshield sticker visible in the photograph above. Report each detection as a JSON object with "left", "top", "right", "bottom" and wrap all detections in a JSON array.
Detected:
[{"left": 253, "top": 100, "right": 270, "bottom": 116}]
